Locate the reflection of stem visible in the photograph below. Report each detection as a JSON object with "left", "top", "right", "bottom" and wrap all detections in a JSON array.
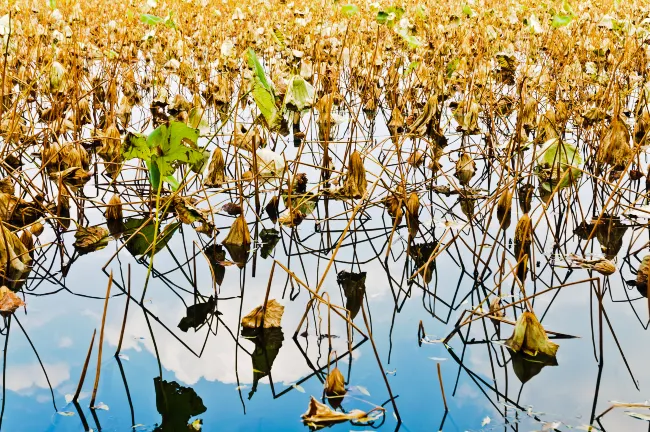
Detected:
[
  {"left": 73, "top": 329, "right": 96, "bottom": 402},
  {"left": 90, "top": 273, "right": 113, "bottom": 407},
  {"left": 115, "top": 356, "right": 136, "bottom": 426},
  {"left": 437, "top": 363, "right": 448, "bottom": 411},
  {"left": 14, "top": 316, "right": 57, "bottom": 410},
  {"left": 0, "top": 316, "right": 11, "bottom": 429},
  {"left": 72, "top": 400, "right": 90, "bottom": 431},
  {"left": 360, "top": 303, "right": 401, "bottom": 423},
  {"left": 115, "top": 264, "right": 131, "bottom": 356}
]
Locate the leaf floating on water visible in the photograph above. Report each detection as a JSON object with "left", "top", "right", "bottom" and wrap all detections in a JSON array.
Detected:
[
  {"left": 301, "top": 396, "right": 383, "bottom": 429},
  {"left": 73, "top": 225, "right": 110, "bottom": 254},
  {"left": 241, "top": 299, "right": 284, "bottom": 329},
  {"left": 481, "top": 416, "right": 491, "bottom": 427},
  {"left": 190, "top": 419, "right": 203, "bottom": 430},
  {"left": 92, "top": 402, "right": 109, "bottom": 411},
  {"left": 292, "top": 384, "right": 305, "bottom": 393},
  {"left": 353, "top": 385, "right": 371, "bottom": 396},
  {"left": 626, "top": 411, "right": 650, "bottom": 421},
  {"left": 57, "top": 411, "right": 75, "bottom": 416}
]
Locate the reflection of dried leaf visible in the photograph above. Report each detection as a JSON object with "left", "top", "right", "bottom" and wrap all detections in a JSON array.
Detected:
[
  {"left": 324, "top": 367, "right": 346, "bottom": 407},
  {"left": 301, "top": 396, "right": 380, "bottom": 430},
  {"left": 595, "top": 216, "right": 628, "bottom": 259},
  {"left": 408, "top": 242, "right": 437, "bottom": 284},
  {"left": 505, "top": 311, "right": 559, "bottom": 358},
  {"left": 204, "top": 244, "right": 226, "bottom": 286},
  {"left": 265, "top": 196, "right": 280, "bottom": 224},
  {"left": 73, "top": 226, "right": 110, "bottom": 254},
  {"left": 178, "top": 296, "right": 222, "bottom": 332},
  {"left": 259, "top": 228, "right": 280, "bottom": 259},
  {"left": 508, "top": 349, "right": 557, "bottom": 384},
  {"left": 154, "top": 378, "right": 206, "bottom": 432},
  {"left": 0, "top": 286, "right": 25, "bottom": 316},
  {"left": 337, "top": 270, "right": 366, "bottom": 320},
  {"left": 241, "top": 299, "right": 284, "bottom": 329},
  {"left": 242, "top": 326, "right": 284, "bottom": 400}
]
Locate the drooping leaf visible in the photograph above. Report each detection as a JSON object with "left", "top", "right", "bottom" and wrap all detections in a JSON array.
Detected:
[
  {"left": 324, "top": 367, "right": 346, "bottom": 408},
  {"left": 535, "top": 138, "right": 582, "bottom": 189},
  {"left": 123, "top": 122, "right": 203, "bottom": 188},
  {"left": 241, "top": 299, "right": 284, "bottom": 329},
  {"left": 505, "top": 311, "right": 559, "bottom": 360},
  {"left": 250, "top": 78, "right": 280, "bottom": 129},
  {"left": 246, "top": 49, "right": 274, "bottom": 94},
  {"left": 0, "top": 223, "right": 31, "bottom": 290},
  {"left": 283, "top": 76, "right": 315, "bottom": 112},
  {"left": 148, "top": 122, "right": 202, "bottom": 178}
]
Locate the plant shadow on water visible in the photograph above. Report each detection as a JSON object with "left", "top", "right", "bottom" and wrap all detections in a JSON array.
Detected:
[{"left": 2, "top": 1, "right": 650, "bottom": 431}]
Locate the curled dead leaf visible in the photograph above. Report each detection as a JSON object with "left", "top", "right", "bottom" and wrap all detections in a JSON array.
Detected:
[
  {"left": 505, "top": 311, "right": 559, "bottom": 358},
  {"left": 301, "top": 396, "right": 382, "bottom": 429},
  {"left": 73, "top": 225, "right": 110, "bottom": 254},
  {"left": 324, "top": 367, "right": 346, "bottom": 407},
  {"left": 0, "top": 286, "right": 25, "bottom": 316}
]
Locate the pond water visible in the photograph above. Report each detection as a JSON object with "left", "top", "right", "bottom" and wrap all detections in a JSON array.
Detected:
[{"left": 2, "top": 110, "right": 649, "bottom": 432}]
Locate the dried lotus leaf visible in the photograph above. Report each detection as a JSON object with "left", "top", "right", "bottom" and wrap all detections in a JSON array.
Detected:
[
  {"left": 241, "top": 299, "right": 284, "bottom": 329},
  {"left": 0, "top": 286, "right": 25, "bottom": 316},
  {"left": 505, "top": 311, "right": 559, "bottom": 359}
]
